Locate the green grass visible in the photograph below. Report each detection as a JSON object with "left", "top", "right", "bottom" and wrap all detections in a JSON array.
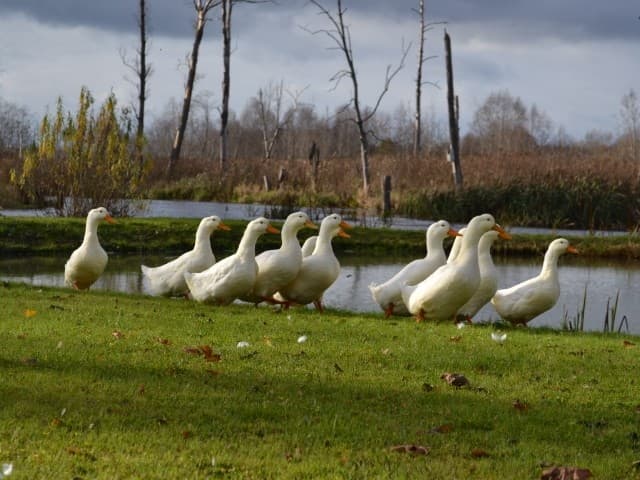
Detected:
[
  {"left": 2, "top": 216, "right": 640, "bottom": 259},
  {"left": 2, "top": 283, "right": 640, "bottom": 479}
]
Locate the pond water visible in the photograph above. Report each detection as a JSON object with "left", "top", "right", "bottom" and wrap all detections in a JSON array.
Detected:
[{"left": 1, "top": 253, "right": 638, "bottom": 334}]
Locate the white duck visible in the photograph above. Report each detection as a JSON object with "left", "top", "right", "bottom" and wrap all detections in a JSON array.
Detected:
[
  {"left": 456, "top": 229, "right": 511, "bottom": 322},
  {"left": 184, "top": 217, "right": 279, "bottom": 305},
  {"left": 401, "top": 213, "right": 508, "bottom": 322},
  {"left": 141, "top": 215, "right": 230, "bottom": 297},
  {"left": 274, "top": 213, "right": 351, "bottom": 312},
  {"left": 64, "top": 207, "right": 116, "bottom": 290},
  {"left": 301, "top": 235, "right": 318, "bottom": 257},
  {"left": 369, "top": 220, "right": 460, "bottom": 317},
  {"left": 240, "top": 211, "right": 317, "bottom": 304},
  {"left": 491, "top": 238, "right": 578, "bottom": 325},
  {"left": 447, "top": 227, "right": 466, "bottom": 263}
]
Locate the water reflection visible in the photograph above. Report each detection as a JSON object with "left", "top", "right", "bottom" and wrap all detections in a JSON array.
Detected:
[{"left": 1, "top": 254, "right": 638, "bottom": 334}]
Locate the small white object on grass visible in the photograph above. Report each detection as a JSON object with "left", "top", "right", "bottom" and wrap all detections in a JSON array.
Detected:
[
  {"left": 491, "top": 332, "right": 507, "bottom": 344},
  {"left": 236, "top": 341, "right": 250, "bottom": 348},
  {"left": 456, "top": 322, "right": 466, "bottom": 329},
  {"left": 1, "top": 463, "right": 13, "bottom": 478},
  {"left": 297, "top": 335, "right": 308, "bottom": 344}
]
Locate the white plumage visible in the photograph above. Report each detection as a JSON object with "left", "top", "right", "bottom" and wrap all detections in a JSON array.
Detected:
[
  {"left": 401, "top": 214, "right": 508, "bottom": 322},
  {"left": 240, "top": 211, "right": 316, "bottom": 304},
  {"left": 184, "top": 217, "right": 279, "bottom": 304},
  {"left": 369, "top": 220, "right": 459, "bottom": 317},
  {"left": 274, "top": 213, "right": 351, "bottom": 312},
  {"left": 141, "top": 215, "right": 230, "bottom": 297},
  {"left": 491, "top": 238, "right": 578, "bottom": 325},
  {"left": 64, "top": 207, "right": 115, "bottom": 290}
]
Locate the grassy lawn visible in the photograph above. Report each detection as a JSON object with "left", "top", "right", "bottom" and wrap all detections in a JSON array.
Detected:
[{"left": 1, "top": 283, "right": 640, "bottom": 479}]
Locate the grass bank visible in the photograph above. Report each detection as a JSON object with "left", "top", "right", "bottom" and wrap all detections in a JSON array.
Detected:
[
  {"left": 1, "top": 283, "right": 639, "bottom": 479},
  {"left": 2, "top": 216, "right": 640, "bottom": 259}
]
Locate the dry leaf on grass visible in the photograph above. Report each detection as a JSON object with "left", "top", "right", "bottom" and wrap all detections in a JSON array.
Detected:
[
  {"left": 471, "top": 448, "right": 490, "bottom": 458},
  {"left": 430, "top": 424, "right": 454, "bottom": 434},
  {"left": 390, "top": 444, "right": 430, "bottom": 455},
  {"left": 441, "top": 372, "right": 469, "bottom": 387},
  {"left": 23, "top": 309, "right": 37, "bottom": 318},
  {"left": 513, "top": 399, "right": 529, "bottom": 411},
  {"left": 112, "top": 330, "right": 124, "bottom": 339},
  {"left": 157, "top": 337, "right": 171, "bottom": 345},
  {"left": 540, "top": 465, "right": 593, "bottom": 479},
  {"left": 183, "top": 345, "right": 221, "bottom": 362},
  {"left": 623, "top": 340, "right": 635, "bottom": 348}
]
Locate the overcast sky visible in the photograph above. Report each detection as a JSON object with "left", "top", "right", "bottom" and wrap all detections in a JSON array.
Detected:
[{"left": 0, "top": 0, "right": 638, "bottom": 139}]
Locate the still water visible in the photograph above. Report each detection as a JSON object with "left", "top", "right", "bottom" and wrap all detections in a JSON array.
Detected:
[{"left": 1, "top": 253, "right": 638, "bottom": 334}]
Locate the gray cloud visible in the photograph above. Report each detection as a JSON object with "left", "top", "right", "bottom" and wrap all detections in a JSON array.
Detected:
[{"left": 1, "top": 0, "right": 638, "bottom": 42}]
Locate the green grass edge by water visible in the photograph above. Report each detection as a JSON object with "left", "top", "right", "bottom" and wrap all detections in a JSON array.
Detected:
[
  {"left": 1, "top": 283, "right": 639, "bottom": 479},
  {"left": 2, "top": 216, "right": 640, "bottom": 259}
]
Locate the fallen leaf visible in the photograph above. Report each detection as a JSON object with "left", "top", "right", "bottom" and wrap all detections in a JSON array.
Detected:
[
  {"left": 182, "top": 430, "right": 192, "bottom": 439},
  {"left": 623, "top": 340, "right": 635, "bottom": 348},
  {"left": 441, "top": 372, "right": 469, "bottom": 387},
  {"left": 157, "top": 337, "right": 171, "bottom": 345},
  {"left": 23, "top": 309, "right": 37, "bottom": 318},
  {"left": 450, "top": 335, "right": 462, "bottom": 342},
  {"left": 471, "top": 448, "right": 490, "bottom": 458},
  {"left": 540, "top": 465, "right": 593, "bottom": 479},
  {"left": 184, "top": 346, "right": 202, "bottom": 355},
  {"left": 112, "top": 330, "right": 124, "bottom": 339},
  {"left": 390, "top": 444, "right": 430, "bottom": 455},
  {"left": 431, "top": 423, "right": 454, "bottom": 433},
  {"left": 513, "top": 399, "right": 529, "bottom": 412}
]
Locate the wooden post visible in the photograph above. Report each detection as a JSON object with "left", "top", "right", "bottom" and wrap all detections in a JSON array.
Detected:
[
  {"left": 382, "top": 175, "right": 392, "bottom": 218},
  {"left": 445, "top": 29, "right": 463, "bottom": 190}
]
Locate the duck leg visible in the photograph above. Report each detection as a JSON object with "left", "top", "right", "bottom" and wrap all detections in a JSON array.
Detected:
[
  {"left": 384, "top": 303, "right": 394, "bottom": 318},
  {"left": 313, "top": 299, "right": 324, "bottom": 313}
]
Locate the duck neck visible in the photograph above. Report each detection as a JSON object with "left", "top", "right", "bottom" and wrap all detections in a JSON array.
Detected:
[
  {"left": 83, "top": 217, "right": 100, "bottom": 245},
  {"left": 540, "top": 249, "right": 560, "bottom": 278},
  {"left": 426, "top": 236, "right": 446, "bottom": 262},
  {"left": 314, "top": 229, "right": 334, "bottom": 255},
  {"left": 457, "top": 230, "right": 482, "bottom": 263},
  {"left": 280, "top": 224, "right": 301, "bottom": 251},
  {"left": 236, "top": 230, "right": 259, "bottom": 259},
  {"left": 193, "top": 227, "right": 213, "bottom": 254}
]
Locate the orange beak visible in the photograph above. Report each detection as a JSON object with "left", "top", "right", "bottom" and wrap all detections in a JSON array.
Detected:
[
  {"left": 267, "top": 224, "right": 280, "bottom": 234},
  {"left": 305, "top": 220, "right": 318, "bottom": 229},
  {"left": 567, "top": 245, "right": 579, "bottom": 254},
  {"left": 104, "top": 214, "right": 116, "bottom": 224},
  {"left": 338, "top": 220, "right": 352, "bottom": 238},
  {"left": 217, "top": 221, "right": 231, "bottom": 231},
  {"left": 492, "top": 223, "right": 511, "bottom": 240},
  {"left": 448, "top": 227, "right": 462, "bottom": 237}
]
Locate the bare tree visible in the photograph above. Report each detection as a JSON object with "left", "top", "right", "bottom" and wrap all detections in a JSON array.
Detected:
[
  {"left": 444, "top": 29, "right": 462, "bottom": 190},
  {"left": 307, "top": 0, "right": 409, "bottom": 197},
  {"left": 219, "top": 0, "right": 270, "bottom": 173},
  {"left": 254, "top": 81, "right": 306, "bottom": 161},
  {"left": 167, "top": 0, "right": 220, "bottom": 179},
  {"left": 620, "top": 89, "right": 640, "bottom": 162},
  {"left": 412, "top": 0, "right": 442, "bottom": 156},
  {"left": 120, "top": 0, "right": 153, "bottom": 176}
]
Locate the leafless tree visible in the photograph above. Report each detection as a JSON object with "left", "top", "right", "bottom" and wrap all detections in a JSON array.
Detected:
[
  {"left": 120, "top": 0, "right": 153, "bottom": 175},
  {"left": 412, "top": 0, "right": 443, "bottom": 156},
  {"left": 254, "top": 81, "right": 306, "bottom": 161},
  {"left": 307, "top": 0, "right": 409, "bottom": 197},
  {"left": 620, "top": 89, "right": 640, "bottom": 162},
  {"left": 219, "top": 0, "right": 270, "bottom": 173},
  {"left": 444, "top": 29, "right": 462, "bottom": 190},
  {"left": 167, "top": 0, "right": 221, "bottom": 179}
]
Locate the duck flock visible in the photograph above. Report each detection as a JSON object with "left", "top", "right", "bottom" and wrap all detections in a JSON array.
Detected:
[{"left": 64, "top": 207, "right": 578, "bottom": 326}]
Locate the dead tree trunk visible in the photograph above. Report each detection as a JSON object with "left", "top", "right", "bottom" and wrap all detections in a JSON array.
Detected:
[
  {"left": 413, "top": 0, "right": 425, "bottom": 157},
  {"left": 120, "top": 0, "right": 153, "bottom": 181},
  {"left": 307, "top": 0, "right": 408, "bottom": 198},
  {"left": 168, "top": 1, "right": 219, "bottom": 179},
  {"left": 219, "top": 0, "right": 232, "bottom": 173},
  {"left": 445, "top": 29, "right": 463, "bottom": 190}
]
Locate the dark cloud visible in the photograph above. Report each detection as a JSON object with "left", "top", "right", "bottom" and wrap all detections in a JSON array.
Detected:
[{"left": 1, "top": 0, "right": 638, "bottom": 43}]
